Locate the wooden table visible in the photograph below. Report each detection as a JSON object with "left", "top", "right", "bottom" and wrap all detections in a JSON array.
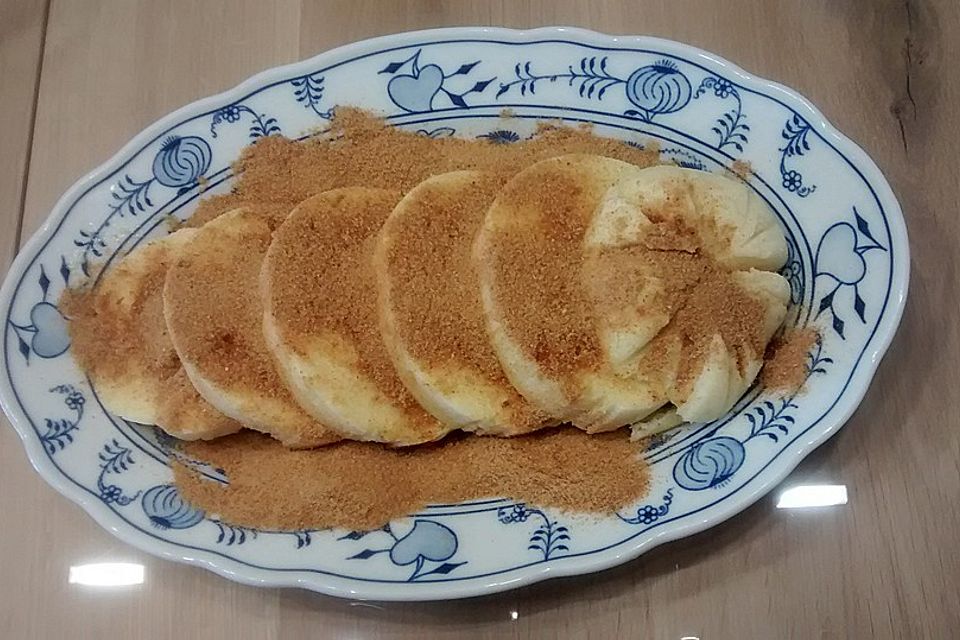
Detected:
[{"left": 1, "top": 1, "right": 958, "bottom": 637}]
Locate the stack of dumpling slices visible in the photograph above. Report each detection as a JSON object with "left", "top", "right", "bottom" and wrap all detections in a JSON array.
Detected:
[{"left": 76, "top": 153, "right": 789, "bottom": 447}]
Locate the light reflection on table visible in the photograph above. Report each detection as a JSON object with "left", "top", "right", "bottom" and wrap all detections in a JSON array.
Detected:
[
  {"left": 68, "top": 562, "right": 145, "bottom": 587},
  {"left": 776, "top": 484, "right": 848, "bottom": 509}
]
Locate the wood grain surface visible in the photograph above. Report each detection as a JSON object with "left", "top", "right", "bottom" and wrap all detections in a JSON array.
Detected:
[{"left": 1, "top": 1, "right": 958, "bottom": 638}]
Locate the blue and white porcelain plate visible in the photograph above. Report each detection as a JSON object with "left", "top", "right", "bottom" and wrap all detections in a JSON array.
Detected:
[{"left": 0, "top": 27, "right": 908, "bottom": 601}]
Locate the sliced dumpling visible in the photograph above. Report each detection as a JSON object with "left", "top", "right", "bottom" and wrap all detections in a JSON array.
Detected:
[
  {"left": 476, "top": 154, "right": 672, "bottom": 432},
  {"left": 584, "top": 162, "right": 791, "bottom": 427},
  {"left": 261, "top": 187, "right": 447, "bottom": 446},
  {"left": 63, "top": 230, "right": 240, "bottom": 440},
  {"left": 374, "top": 170, "right": 551, "bottom": 436},
  {"left": 477, "top": 154, "right": 790, "bottom": 435},
  {"left": 163, "top": 205, "right": 339, "bottom": 448}
]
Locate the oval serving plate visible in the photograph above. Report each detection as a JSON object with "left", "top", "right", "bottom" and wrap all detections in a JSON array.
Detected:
[{"left": 0, "top": 27, "right": 908, "bottom": 601}]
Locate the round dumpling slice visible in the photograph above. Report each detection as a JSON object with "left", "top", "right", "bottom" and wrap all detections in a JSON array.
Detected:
[
  {"left": 63, "top": 230, "right": 240, "bottom": 440},
  {"left": 478, "top": 154, "right": 790, "bottom": 434},
  {"left": 476, "top": 154, "right": 672, "bottom": 431},
  {"left": 374, "top": 170, "right": 551, "bottom": 436},
  {"left": 261, "top": 187, "right": 447, "bottom": 446},
  {"left": 163, "top": 205, "right": 340, "bottom": 449}
]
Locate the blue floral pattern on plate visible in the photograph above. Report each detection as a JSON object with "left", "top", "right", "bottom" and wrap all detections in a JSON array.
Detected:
[
  {"left": 342, "top": 521, "right": 467, "bottom": 581},
  {"left": 0, "top": 28, "right": 908, "bottom": 601}
]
